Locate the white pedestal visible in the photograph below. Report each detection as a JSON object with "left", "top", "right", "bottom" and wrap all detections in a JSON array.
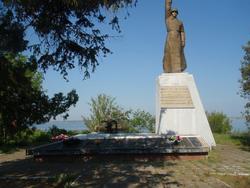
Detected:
[{"left": 155, "top": 73, "right": 216, "bottom": 147}]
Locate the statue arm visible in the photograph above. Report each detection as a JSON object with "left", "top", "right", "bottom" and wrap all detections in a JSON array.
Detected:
[{"left": 165, "top": 0, "right": 172, "bottom": 20}]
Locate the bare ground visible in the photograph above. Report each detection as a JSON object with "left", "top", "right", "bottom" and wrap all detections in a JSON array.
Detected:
[{"left": 0, "top": 144, "right": 249, "bottom": 188}]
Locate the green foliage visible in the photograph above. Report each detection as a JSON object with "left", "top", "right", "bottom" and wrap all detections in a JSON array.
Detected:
[
  {"left": 1, "top": 0, "right": 137, "bottom": 78},
  {"left": 231, "top": 132, "right": 250, "bottom": 148},
  {"left": 53, "top": 173, "right": 78, "bottom": 188},
  {"left": 79, "top": 130, "right": 91, "bottom": 134},
  {"left": 214, "top": 132, "right": 250, "bottom": 149},
  {"left": 129, "top": 110, "right": 155, "bottom": 133},
  {"left": 48, "top": 125, "right": 67, "bottom": 137},
  {"left": 0, "top": 129, "right": 51, "bottom": 147},
  {"left": 213, "top": 133, "right": 241, "bottom": 146},
  {"left": 0, "top": 0, "right": 138, "bottom": 143},
  {"left": 83, "top": 94, "right": 130, "bottom": 132},
  {"left": 0, "top": 6, "right": 81, "bottom": 144},
  {"left": 12, "top": 128, "right": 36, "bottom": 146},
  {"left": 239, "top": 41, "right": 250, "bottom": 129},
  {"left": 0, "top": 9, "right": 28, "bottom": 54},
  {"left": 0, "top": 53, "right": 79, "bottom": 144},
  {"left": 83, "top": 94, "right": 155, "bottom": 133},
  {"left": 207, "top": 112, "right": 232, "bottom": 134},
  {"left": 0, "top": 125, "right": 84, "bottom": 152},
  {"left": 0, "top": 0, "right": 138, "bottom": 144},
  {"left": 0, "top": 144, "right": 18, "bottom": 154},
  {"left": 32, "top": 130, "right": 51, "bottom": 144}
]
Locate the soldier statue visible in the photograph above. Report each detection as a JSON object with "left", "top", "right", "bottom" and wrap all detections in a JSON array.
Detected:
[{"left": 163, "top": 0, "right": 187, "bottom": 73}]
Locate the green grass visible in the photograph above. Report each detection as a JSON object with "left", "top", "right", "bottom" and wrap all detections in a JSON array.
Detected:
[
  {"left": 207, "top": 148, "right": 221, "bottom": 163},
  {"left": 213, "top": 133, "right": 242, "bottom": 145},
  {"left": 199, "top": 132, "right": 250, "bottom": 164},
  {"left": 0, "top": 128, "right": 90, "bottom": 154},
  {"left": 0, "top": 144, "right": 19, "bottom": 154},
  {"left": 53, "top": 173, "right": 79, "bottom": 188},
  {"left": 215, "top": 175, "right": 250, "bottom": 188},
  {"left": 213, "top": 132, "right": 250, "bottom": 151},
  {"left": 0, "top": 130, "right": 50, "bottom": 154}
]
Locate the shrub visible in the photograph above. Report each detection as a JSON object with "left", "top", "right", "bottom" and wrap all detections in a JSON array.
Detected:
[
  {"left": 83, "top": 94, "right": 155, "bottom": 133},
  {"left": 32, "top": 130, "right": 51, "bottom": 144},
  {"left": 48, "top": 125, "right": 67, "bottom": 137},
  {"left": 6, "top": 129, "right": 51, "bottom": 146},
  {"left": 207, "top": 111, "right": 232, "bottom": 134},
  {"left": 129, "top": 110, "right": 155, "bottom": 133},
  {"left": 79, "top": 130, "right": 91, "bottom": 134},
  {"left": 82, "top": 94, "right": 131, "bottom": 132}
]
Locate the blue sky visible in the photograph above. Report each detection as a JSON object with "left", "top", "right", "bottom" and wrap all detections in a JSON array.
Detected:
[{"left": 42, "top": 0, "right": 250, "bottom": 120}]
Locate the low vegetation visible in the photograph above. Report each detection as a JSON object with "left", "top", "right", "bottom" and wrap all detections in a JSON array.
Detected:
[
  {"left": 82, "top": 94, "right": 155, "bottom": 133},
  {"left": 1, "top": 108, "right": 249, "bottom": 154},
  {"left": 207, "top": 111, "right": 250, "bottom": 149},
  {"left": 207, "top": 111, "right": 232, "bottom": 134},
  {"left": 0, "top": 126, "right": 88, "bottom": 154}
]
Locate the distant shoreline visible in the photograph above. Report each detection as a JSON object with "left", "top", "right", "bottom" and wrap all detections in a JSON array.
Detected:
[
  {"left": 47, "top": 116, "right": 246, "bottom": 122},
  {"left": 34, "top": 118, "right": 248, "bottom": 132}
]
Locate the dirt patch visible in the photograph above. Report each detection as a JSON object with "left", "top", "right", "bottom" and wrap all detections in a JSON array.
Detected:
[
  {"left": 0, "top": 149, "right": 26, "bottom": 163},
  {"left": 0, "top": 144, "right": 249, "bottom": 187}
]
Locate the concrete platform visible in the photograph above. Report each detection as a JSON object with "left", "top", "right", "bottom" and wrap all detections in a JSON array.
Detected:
[{"left": 26, "top": 133, "right": 210, "bottom": 160}]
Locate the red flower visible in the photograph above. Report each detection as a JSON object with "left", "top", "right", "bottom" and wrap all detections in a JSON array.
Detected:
[
  {"left": 176, "top": 135, "right": 182, "bottom": 142},
  {"left": 51, "top": 134, "right": 69, "bottom": 142}
]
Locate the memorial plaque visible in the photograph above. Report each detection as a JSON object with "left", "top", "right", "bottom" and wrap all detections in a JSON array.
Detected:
[{"left": 160, "top": 86, "right": 194, "bottom": 108}]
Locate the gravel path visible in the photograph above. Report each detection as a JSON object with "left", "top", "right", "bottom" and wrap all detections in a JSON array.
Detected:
[{"left": 0, "top": 144, "right": 249, "bottom": 188}]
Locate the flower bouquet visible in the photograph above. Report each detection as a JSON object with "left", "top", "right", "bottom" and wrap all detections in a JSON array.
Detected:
[
  {"left": 51, "top": 134, "right": 69, "bottom": 142},
  {"left": 167, "top": 135, "right": 183, "bottom": 144}
]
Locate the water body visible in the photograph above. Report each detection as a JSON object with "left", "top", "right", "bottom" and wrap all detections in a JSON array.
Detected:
[
  {"left": 231, "top": 118, "right": 248, "bottom": 132},
  {"left": 34, "top": 118, "right": 248, "bottom": 132},
  {"left": 34, "top": 120, "right": 87, "bottom": 131}
]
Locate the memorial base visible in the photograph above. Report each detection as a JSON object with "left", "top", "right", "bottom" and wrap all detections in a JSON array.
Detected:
[
  {"left": 26, "top": 133, "right": 209, "bottom": 161},
  {"left": 155, "top": 73, "right": 216, "bottom": 147}
]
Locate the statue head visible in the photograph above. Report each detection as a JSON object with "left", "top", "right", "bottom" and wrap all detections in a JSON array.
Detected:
[{"left": 171, "top": 8, "right": 178, "bottom": 18}]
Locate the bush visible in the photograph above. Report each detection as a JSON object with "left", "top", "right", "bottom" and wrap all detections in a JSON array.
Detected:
[
  {"left": 82, "top": 94, "right": 131, "bottom": 132},
  {"left": 129, "top": 110, "right": 155, "bottom": 133},
  {"left": 207, "top": 111, "right": 232, "bottom": 134},
  {"left": 32, "top": 130, "right": 51, "bottom": 144},
  {"left": 4, "top": 129, "right": 51, "bottom": 146},
  {"left": 231, "top": 132, "right": 250, "bottom": 147},
  {"left": 0, "top": 126, "right": 78, "bottom": 152},
  {"left": 48, "top": 125, "right": 67, "bottom": 137},
  {"left": 83, "top": 94, "right": 155, "bottom": 133},
  {"left": 79, "top": 130, "right": 91, "bottom": 134},
  {"left": 13, "top": 128, "right": 34, "bottom": 146}
]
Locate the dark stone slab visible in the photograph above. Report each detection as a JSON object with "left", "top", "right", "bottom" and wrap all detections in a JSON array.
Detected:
[
  {"left": 26, "top": 134, "right": 210, "bottom": 158},
  {"left": 188, "top": 137, "right": 203, "bottom": 147}
]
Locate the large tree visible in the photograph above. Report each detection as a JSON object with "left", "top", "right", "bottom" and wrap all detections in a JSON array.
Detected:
[
  {"left": 240, "top": 41, "right": 250, "bottom": 129},
  {"left": 0, "top": 53, "right": 79, "bottom": 144},
  {"left": 0, "top": 0, "right": 137, "bottom": 143},
  {"left": 0, "top": 11, "right": 79, "bottom": 144},
  {"left": 1, "top": 0, "right": 137, "bottom": 78}
]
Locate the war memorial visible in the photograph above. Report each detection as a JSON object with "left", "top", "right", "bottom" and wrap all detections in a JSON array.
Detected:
[{"left": 27, "top": 0, "right": 216, "bottom": 160}]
